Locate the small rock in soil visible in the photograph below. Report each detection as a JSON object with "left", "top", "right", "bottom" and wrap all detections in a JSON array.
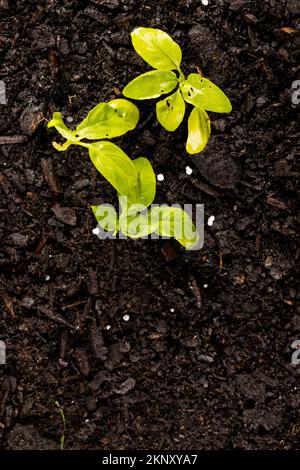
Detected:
[
  {"left": 19, "top": 103, "right": 44, "bottom": 136},
  {"left": 188, "top": 24, "right": 219, "bottom": 55},
  {"left": 193, "top": 137, "right": 240, "bottom": 188},
  {"left": 51, "top": 204, "right": 77, "bottom": 226},
  {"left": 96, "top": 0, "right": 119, "bottom": 9},
  {"left": 114, "top": 377, "right": 136, "bottom": 395},
  {"left": 198, "top": 354, "right": 214, "bottom": 364},
  {"left": 9, "top": 232, "right": 30, "bottom": 247},
  {"left": 7, "top": 424, "right": 56, "bottom": 450},
  {"left": 88, "top": 371, "right": 111, "bottom": 391},
  {"left": 21, "top": 297, "right": 35, "bottom": 309}
]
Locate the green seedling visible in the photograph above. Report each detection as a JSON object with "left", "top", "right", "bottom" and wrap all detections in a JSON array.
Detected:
[
  {"left": 92, "top": 154, "right": 199, "bottom": 249},
  {"left": 123, "top": 27, "right": 232, "bottom": 154},
  {"left": 48, "top": 101, "right": 199, "bottom": 248},
  {"left": 48, "top": 99, "right": 141, "bottom": 201},
  {"left": 55, "top": 401, "right": 66, "bottom": 450}
]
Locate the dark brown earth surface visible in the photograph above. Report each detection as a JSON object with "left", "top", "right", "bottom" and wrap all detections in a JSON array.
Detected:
[{"left": 0, "top": 0, "right": 299, "bottom": 450}]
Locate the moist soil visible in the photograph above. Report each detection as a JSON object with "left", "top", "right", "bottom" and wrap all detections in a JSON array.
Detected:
[{"left": 0, "top": 0, "right": 299, "bottom": 450}]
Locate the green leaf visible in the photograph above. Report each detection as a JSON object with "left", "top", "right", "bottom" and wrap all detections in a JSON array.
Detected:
[
  {"left": 48, "top": 112, "right": 78, "bottom": 142},
  {"left": 186, "top": 107, "right": 211, "bottom": 155},
  {"left": 91, "top": 204, "right": 118, "bottom": 233},
  {"left": 123, "top": 70, "right": 178, "bottom": 100},
  {"left": 119, "top": 204, "right": 155, "bottom": 238},
  {"left": 131, "top": 27, "right": 182, "bottom": 71},
  {"left": 181, "top": 74, "right": 232, "bottom": 113},
  {"left": 132, "top": 157, "right": 156, "bottom": 207},
  {"left": 156, "top": 89, "right": 185, "bottom": 131},
  {"left": 76, "top": 99, "right": 139, "bottom": 139},
  {"left": 88, "top": 142, "right": 138, "bottom": 202},
  {"left": 151, "top": 206, "right": 199, "bottom": 249}
]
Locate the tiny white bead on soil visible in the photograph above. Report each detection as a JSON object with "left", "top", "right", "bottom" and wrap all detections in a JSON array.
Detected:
[
  {"left": 92, "top": 227, "right": 100, "bottom": 235},
  {"left": 123, "top": 314, "right": 130, "bottom": 322},
  {"left": 45, "top": 275, "right": 50, "bottom": 281},
  {"left": 185, "top": 166, "right": 193, "bottom": 176},
  {"left": 202, "top": 0, "right": 209, "bottom": 5},
  {"left": 207, "top": 215, "right": 215, "bottom": 226},
  {"left": 203, "top": 284, "right": 208, "bottom": 289},
  {"left": 157, "top": 173, "right": 164, "bottom": 182},
  {"left": 170, "top": 308, "right": 175, "bottom": 313},
  {"left": 106, "top": 325, "right": 111, "bottom": 330}
]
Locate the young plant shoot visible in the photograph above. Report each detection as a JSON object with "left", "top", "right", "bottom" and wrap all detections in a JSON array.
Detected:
[
  {"left": 123, "top": 27, "right": 232, "bottom": 154},
  {"left": 48, "top": 101, "right": 199, "bottom": 249}
]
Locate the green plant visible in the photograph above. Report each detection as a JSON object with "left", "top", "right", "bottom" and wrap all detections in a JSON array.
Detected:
[
  {"left": 55, "top": 401, "right": 66, "bottom": 450},
  {"left": 48, "top": 101, "right": 199, "bottom": 249},
  {"left": 123, "top": 27, "right": 232, "bottom": 154}
]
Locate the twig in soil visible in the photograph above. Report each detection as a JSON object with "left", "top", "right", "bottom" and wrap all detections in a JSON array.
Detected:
[
  {"left": 0, "top": 291, "right": 15, "bottom": 317},
  {"left": 34, "top": 236, "right": 48, "bottom": 256},
  {"left": 63, "top": 300, "right": 87, "bottom": 309},
  {"left": 219, "top": 253, "right": 223, "bottom": 272},
  {"left": 38, "top": 306, "right": 75, "bottom": 330},
  {"left": 0, "top": 135, "right": 28, "bottom": 145},
  {"left": 190, "top": 279, "right": 202, "bottom": 309},
  {"left": 41, "top": 158, "right": 62, "bottom": 193},
  {"left": 55, "top": 401, "right": 66, "bottom": 450},
  {"left": 189, "top": 178, "right": 221, "bottom": 198}
]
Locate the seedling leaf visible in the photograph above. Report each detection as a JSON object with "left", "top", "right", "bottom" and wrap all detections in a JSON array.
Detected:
[
  {"left": 88, "top": 141, "right": 138, "bottom": 202},
  {"left": 186, "top": 107, "right": 211, "bottom": 154},
  {"left": 76, "top": 99, "right": 139, "bottom": 139},
  {"left": 123, "top": 70, "right": 178, "bottom": 100},
  {"left": 156, "top": 89, "right": 185, "bottom": 131},
  {"left": 131, "top": 27, "right": 182, "bottom": 71},
  {"left": 132, "top": 157, "right": 156, "bottom": 207},
  {"left": 181, "top": 74, "right": 232, "bottom": 113}
]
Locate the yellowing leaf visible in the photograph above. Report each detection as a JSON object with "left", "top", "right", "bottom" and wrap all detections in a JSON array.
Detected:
[
  {"left": 123, "top": 70, "right": 178, "bottom": 99},
  {"left": 181, "top": 74, "right": 232, "bottom": 113},
  {"left": 131, "top": 27, "right": 182, "bottom": 71},
  {"left": 48, "top": 112, "right": 78, "bottom": 142},
  {"left": 88, "top": 142, "right": 138, "bottom": 202},
  {"left": 156, "top": 89, "right": 185, "bottom": 131},
  {"left": 186, "top": 107, "right": 211, "bottom": 154},
  {"left": 76, "top": 99, "right": 139, "bottom": 139}
]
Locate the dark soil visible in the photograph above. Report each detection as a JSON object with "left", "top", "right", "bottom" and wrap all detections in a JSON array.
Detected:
[{"left": 0, "top": 0, "right": 299, "bottom": 450}]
